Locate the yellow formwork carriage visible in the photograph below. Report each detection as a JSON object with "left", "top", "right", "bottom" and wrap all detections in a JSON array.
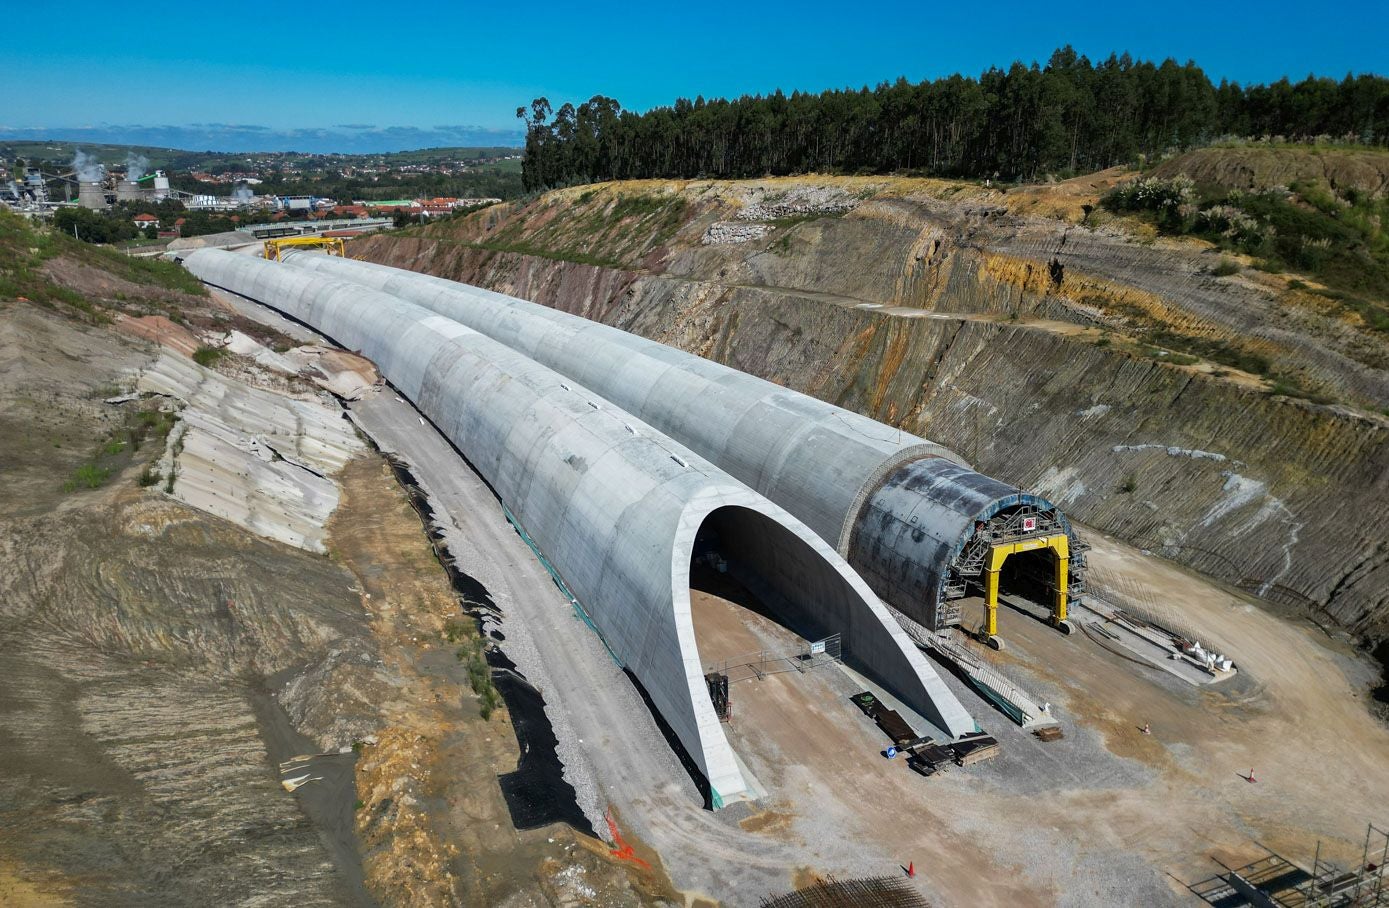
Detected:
[
  {"left": 263, "top": 236, "right": 347, "bottom": 261},
  {"left": 981, "top": 533, "right": 1069, "bottom": 641}
]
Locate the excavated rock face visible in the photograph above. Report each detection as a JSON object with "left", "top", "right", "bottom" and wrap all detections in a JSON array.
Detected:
[
  {"left": 0, "top": 303, "right": 384, "bottom": 904},
  {"left": 353, "top": 176, "right": 1389, "bottom": 640}
]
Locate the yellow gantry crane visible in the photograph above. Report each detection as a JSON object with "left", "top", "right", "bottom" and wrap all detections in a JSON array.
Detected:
[
  {"left": 981, "top": 533, "right": 1070, "bottom": 647},
  {"left": 263, "top": 236, "right": 347, "bottom": 261}
]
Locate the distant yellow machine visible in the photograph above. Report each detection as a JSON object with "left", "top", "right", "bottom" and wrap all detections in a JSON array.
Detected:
[{"left": 263, "top": 236, "right": 346, "bottom": 261}]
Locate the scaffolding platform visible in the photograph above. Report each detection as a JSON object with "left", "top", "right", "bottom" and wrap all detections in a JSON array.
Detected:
[{"left": 1189, "top": 824, "right": 1388, "bottom": 907}]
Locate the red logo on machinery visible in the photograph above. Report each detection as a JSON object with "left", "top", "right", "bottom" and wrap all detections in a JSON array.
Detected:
[{"left": 1022, "top": 517, "right": 1038, "bottom": 532}]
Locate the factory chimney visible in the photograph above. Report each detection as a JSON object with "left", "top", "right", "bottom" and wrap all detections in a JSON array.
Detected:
[
  {"left": 77, "top": 181, "right": 108, "bottom": 209},
  {"left": 72, "top": 150, "right": 109, "bottom": 209}
]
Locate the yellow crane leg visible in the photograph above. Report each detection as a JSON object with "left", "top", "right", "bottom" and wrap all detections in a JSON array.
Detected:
[
  {"left": 1053, "top": 552, "right": 1069, "bottom": 627},
  {"left": 983, "top": 567, "right": 1001, "bottom": 639}
]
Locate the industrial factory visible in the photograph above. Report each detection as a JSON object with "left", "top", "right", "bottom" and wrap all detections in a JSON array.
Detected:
[{"left": 1, "top": 150, "right": 251, "bottom": 214}]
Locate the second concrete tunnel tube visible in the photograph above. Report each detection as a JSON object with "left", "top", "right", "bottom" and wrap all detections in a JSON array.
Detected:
[{"left": 281, "top": 252, "right": 1086, "bottom": 641}]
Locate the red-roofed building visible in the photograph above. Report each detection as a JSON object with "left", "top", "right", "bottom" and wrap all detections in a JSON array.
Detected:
[{"left": 132, "top": 213, "right": 159, "bottom": 229}]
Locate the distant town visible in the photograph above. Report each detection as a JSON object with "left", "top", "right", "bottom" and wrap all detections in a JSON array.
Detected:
[{"left": 0, "top": 142, "right": 521, "bottom": 244}]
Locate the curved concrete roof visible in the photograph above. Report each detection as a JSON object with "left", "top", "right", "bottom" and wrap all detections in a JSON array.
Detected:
[
  {"left": 183, "top": 248, "right": 976, "bottom": 807},
  {"left": 281, "top": 252, "right": 961, "bottom": 548},
  {"left": 281, "top": 253, "right": 1080, "bottom": 631}
]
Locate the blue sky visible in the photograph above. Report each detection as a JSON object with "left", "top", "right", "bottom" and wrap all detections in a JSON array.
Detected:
[{"left": 2, "top": 0, "right": 1385, "bottom": 151}]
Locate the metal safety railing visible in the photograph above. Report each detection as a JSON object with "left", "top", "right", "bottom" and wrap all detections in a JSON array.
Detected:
[{"left": 705, "top": 634, "right": 842, "bottom": 685}]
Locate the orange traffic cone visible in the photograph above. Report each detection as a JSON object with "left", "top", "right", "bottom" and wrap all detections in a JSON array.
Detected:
[{"left": 907, "top": 861, "right": 915, "bottom": 878}]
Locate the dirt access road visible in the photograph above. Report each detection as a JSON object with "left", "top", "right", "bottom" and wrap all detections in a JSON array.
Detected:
[{"left": 686, "top": 528, "right": 1389, "bottom": 907}]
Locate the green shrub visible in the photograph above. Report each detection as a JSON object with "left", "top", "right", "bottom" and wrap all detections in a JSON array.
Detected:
[
  {"left": 1102, "top": 176, "right": 1197, "bottom": 232},
  {"left": 456, "top": 638, "right": 501, "bottom": 720},
  {"left": 137, "top": 465, "right": 160, "bottom": 487},
  {"left": 164, "top": 429, "right": 183, "bottom": 493},
  {"left": 442, "top": 620, "right": 470, "bottom": 643},
  {"left": 1211, "top": 258, "right": 1240, "bottom": 277},
  {"left": 192, "top": 345, "right": 226, "bottom": 367},
  {"left": 64, "top": 462, "right": 113, "bottom": 492},
  {"left": 1267, "top": 375, "right": 1334, "bottom": 405}
]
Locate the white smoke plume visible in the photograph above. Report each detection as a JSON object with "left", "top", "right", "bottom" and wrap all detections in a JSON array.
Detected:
[
  {"left": 71, "top": 149, "right": 105, "bottom": 183},
  {"left": 231, "top": 183, "right": 254, "bottom": 204},
  {"left": 125, "top": 153, "right": 149, "bottom": 181}
]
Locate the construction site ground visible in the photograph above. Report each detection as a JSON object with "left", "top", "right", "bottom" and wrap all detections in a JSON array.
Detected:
[
  {"left": 341, "top": 372, "right": 1389, "bottom": 907},
  {"left": 194, "top": 275, "right": 1389, "bottom": 907}
]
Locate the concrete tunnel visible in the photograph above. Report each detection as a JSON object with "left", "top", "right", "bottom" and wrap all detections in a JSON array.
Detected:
[
  {"left": 281, "top": 252, "right": 1087, "bottom": 644},
  {"left": 181, "top": 248, "right": 976, "bottom": 808}
]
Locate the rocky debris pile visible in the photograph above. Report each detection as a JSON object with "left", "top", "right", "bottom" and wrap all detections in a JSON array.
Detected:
[
  {"left": 285, "top": 346, "right": 381, "bottom": 400},
  {"left": 702, "top": 221, "right": 773, "bottom": 245},
  {"left": 734, "top": 186, "right": 860, "bottom": 221},
  {"left": 217, "top": 330, "right": 380, "bottom": 400},
  {"left": 736, "top": 199, "right": 858, "bottom": 221},
  {"left": 702, "top": 187, "right": 860, "bottom": 243}
]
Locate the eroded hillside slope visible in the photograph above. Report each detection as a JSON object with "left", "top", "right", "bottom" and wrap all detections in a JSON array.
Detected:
[
  {"left": 353, "top": 170, "right": 1389, "bottom": 642},
  {"left": 0, "top": 211, "right": 662, "bottom": 906}
]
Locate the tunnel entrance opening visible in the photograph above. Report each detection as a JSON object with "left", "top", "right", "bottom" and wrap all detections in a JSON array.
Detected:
[
  {"left": 977, "top": 535, "right": 1070, "bottom": 648},
  {"left": 691, "top": 507, "right": 851, "bottom": 656},
  {"left": 677, "top": 504, "right": 975, "bottom": 805},
  {"left": 686, "top": 506, "right": 897, "bottom": 807},
  {"left": 689, "top": 509, "right": 842, "bottom": 688},
  {"left": 998, "top": 547, "right": 1062, "bottom": 609}
]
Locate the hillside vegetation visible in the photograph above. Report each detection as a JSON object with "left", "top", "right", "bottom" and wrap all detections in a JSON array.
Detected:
[
  {"left": 518, "top": 48, "right": 1388, "bottom": 189},
  {"left": 1152, "top": 145, "right": 1389, "bottom": 196},
  {"left": 1104, "top": 147, "right": 1389, "bottom": 318},
  {"left": 0, "top": 208, "right": 204, "bottom": 317}
]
